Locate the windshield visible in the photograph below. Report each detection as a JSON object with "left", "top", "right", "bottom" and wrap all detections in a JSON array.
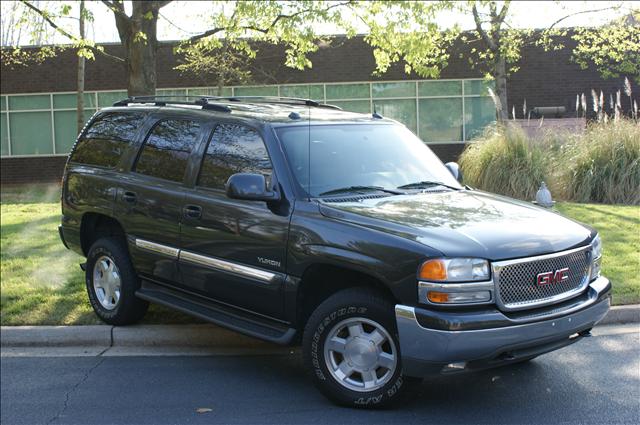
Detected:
[{"left": 275, "top": 123, "right": 462, "bottom": 197}]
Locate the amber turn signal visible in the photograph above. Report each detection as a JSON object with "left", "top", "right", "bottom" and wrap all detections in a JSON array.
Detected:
[
  {"left": 427, "top": 291, "right": 450, "bottom": 303},
  {"left": 419, "top": 259, "right": 447, "bottom": 281}
]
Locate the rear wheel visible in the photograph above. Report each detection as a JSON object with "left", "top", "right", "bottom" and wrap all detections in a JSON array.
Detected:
[
  {"left": 86, "top": 237, "right": 148, "bottom": 325},
  {"left": 303, "top": 287, "right": 414, "bottom": 408}
]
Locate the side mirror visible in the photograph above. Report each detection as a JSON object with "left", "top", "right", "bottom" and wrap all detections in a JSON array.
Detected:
[
  {"left": 226, "top": 173, "right": 280, "bottom": 202},
  {"left": 445, "top": 162, "right": 463, "bottom": 183}
]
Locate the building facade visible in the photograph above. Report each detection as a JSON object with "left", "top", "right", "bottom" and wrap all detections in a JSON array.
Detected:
[{"left": 0, "top": 35, "right": 634, "bottom": 184}]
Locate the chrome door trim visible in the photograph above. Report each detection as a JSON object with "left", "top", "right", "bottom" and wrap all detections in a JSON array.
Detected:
[
  {"left": 179, "top": 250, "right": 276, "bottom": 283},
  {"left": 135, "top": 238, "right": 179, "bottom": 259}
]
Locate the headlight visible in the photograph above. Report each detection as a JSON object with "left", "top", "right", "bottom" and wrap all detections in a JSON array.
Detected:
[
  {"left": 590, "top": 234, "right": 602, "bottom": 280},
  {"left": 419, "top": 258, "right": 490, "bottom": 282}
]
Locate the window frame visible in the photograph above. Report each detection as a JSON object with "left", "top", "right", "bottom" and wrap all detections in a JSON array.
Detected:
[{"left": 131, "top": 116, "right": 207, "bottom": 185}]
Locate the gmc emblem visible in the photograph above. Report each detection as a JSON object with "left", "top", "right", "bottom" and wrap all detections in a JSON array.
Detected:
[{"left": 537, "top": 268, "right": 569, "bottom": 286}]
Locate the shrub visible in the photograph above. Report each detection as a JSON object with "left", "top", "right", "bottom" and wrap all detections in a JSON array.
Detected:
[
  {"left": 459, "top": 124, "right": 555, "bottom": 201},
  {"left": 459, "top": 119, "right": 640, "bottom": 205},
  {"left": 560, "top": 119, "right": 640, "bottom": 205}
]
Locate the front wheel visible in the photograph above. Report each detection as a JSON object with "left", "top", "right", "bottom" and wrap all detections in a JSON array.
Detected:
[{"left": 303, "top": 287, "right": 414, "bottom": 408}]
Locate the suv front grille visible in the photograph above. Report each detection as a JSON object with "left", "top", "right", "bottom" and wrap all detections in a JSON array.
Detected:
[{"left": 494, "top": 247, "right": 591, "bottom": 311}]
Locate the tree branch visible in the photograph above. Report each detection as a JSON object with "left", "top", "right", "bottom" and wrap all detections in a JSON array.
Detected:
[
  {"left": 20, "top": 0, "right": 124, "bottom": 62},
  {"left": 472, "top": 4, "right": 496, "bottom": 51},
  {"left": 186, "top": 1, "right": 352, "bottom": 43},
  {"left": 548, "top": 5, "right": 623, "bottom": 29},
  {"left": 100, "top": 0, "right": 129, "bottom": 21}
]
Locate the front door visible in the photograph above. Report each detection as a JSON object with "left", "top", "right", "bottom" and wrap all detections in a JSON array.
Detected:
[
  {"left": 179, "top": 123, "right": 291, "bottom": 319},
  {"left": 116, "top": 116, "right": 205, "bottom": 285}
]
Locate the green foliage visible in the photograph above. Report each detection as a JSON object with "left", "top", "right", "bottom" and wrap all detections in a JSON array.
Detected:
[
  {"left": 460, "top": 119, "right": 640, "bottom": 205},
  {"left": 571, "top": 11, "right": 640, "bottom": 83},
  {"left": 459, "top": 124, "right": 554, "bottom": 200},
  {"left": 175, "top": 0, "right": 355, "bottom": 81},
  {"left": 560, "top": 119, "right": 640, "bottom": 204}
]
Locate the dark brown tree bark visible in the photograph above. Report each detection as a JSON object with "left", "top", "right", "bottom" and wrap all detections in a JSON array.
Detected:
[
  {"left": 104, "top": 1, "right": 171, "bottom": 96},
  {"left": 76, "top": 0, "right": 86, "bottom": 133}
]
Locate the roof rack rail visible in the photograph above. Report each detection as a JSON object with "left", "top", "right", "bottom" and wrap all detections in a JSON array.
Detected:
[
  {"left": 113, "top": 95, "right": 341, "bottom": 111},
  {"left": 112, "top": 96, "right": 231, "bottom": 113}
]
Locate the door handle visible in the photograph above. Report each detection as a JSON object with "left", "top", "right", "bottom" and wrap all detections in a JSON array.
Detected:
[
  {"left": 123, "top": 191, "right": 137, "bottom": 204},
  {"left": 183, "top": 204, "right": 202, "bottom": 219}
]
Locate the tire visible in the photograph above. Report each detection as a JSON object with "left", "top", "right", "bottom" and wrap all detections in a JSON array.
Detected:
[
  {"left": 85, "top": 237, "right": 148, "bottom": 325},
  {"left": 303, "top": 287, "right": 415, "bottom": 408}
]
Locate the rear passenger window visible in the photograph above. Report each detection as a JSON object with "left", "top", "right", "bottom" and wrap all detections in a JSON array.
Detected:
[
  {"left": 198, "top": 124, "right": 272, "bottom": 190},
  {"left": 70, "top": 112, "right": 144, "bottom": 167},
  {"left": 135, "top": 119, "right": 201, "bottom": 183}
]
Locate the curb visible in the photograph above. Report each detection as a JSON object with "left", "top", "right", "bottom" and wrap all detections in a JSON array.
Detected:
[
  {"left": 598, "top": 304, "right": 640, "bottom": 325},
  {"left": 1, "top": 305, "right": 637, "bottom": 348}
]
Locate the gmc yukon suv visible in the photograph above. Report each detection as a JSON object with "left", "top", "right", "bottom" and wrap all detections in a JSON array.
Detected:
[{"left": 59, "top": 96, "right": 610, "bottom": 407}]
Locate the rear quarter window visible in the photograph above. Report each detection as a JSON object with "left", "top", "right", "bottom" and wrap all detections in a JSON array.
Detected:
[{"left": 70, "top": 112, "right": 145, "bottom": 167}]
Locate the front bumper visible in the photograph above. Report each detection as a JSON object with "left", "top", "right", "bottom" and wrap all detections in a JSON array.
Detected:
[{"left": 396, "top": 276, "right": 611, "bottom": 377}]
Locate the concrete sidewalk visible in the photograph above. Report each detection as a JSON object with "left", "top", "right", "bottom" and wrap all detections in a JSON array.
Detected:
[{"left": 1, "top": 304, "right": 637, "bottom": 349}]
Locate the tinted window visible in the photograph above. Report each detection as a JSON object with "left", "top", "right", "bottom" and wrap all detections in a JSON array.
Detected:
[
  {"left": 276, "top": 124, "right": 461, "bottom": 196},
  {"left": 70, "top": 112, "right": 144, "bottom": 167},
  {"left": 135, "top": 119, "right": 201, "bottom": 183},
  {"left": 198, "top": 124, "right": 272, "bottom": 189}
]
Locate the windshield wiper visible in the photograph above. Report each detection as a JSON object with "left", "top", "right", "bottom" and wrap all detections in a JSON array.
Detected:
[
  {"left": 397, "top": 181, "right": 460, "bottom": 191},
  {"left": 319, "top": 185, "right": 404, "bottom": 197}
]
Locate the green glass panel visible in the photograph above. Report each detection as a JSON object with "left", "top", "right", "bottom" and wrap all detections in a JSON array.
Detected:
[
  {"left": 374, "top": 99, "right": 417, "bottom": 133},
  {"left": 279, "top": 85, "right": 324, "bottom": 100},
  {"left": 54, "top": 109, "right": 96, "bottom": 154},
  {"left": 0, "top": 96, "right": 6, "bottom": 111},
  {"left": 418, "top": 80, "right": 461, "bottom": 97},
  {"left": 329, "top": 100, "right": 371, "bottom": 114},
  {"left": 372, "top": 82, "right": 415, "bottom": 98},
  {"left": 156, "top": 88, "right": 188, "bottom": 98},
  {"left": 97, "top": 91, "right": 128, "bottom": 107},
  {"left": 187, "top": 87, "right": 233, "bottom": 97},
  {"left": 52, "top": 93, "right": 97, "bottom": 109},
  {"left": 325, "top": 83, "right": 369, "bottom": 100},
  {"left": 9, "top": 112, "right": 53, "bottom": 155},
  {"left": 1, "top": 113, "right": 8, "bottom": 156},
  {"left": 464, "top": 79, "right": 494, "bottom": 96},
  {"left": 234, "top": 86, "right": 279, "bottom": 96},
  {"left": 419, "top": 98, "right": 463, "bottom": 143},
  {"left": 464, "top": 96, "right": 496, "bottom": 140},
  {"left": 8, "top": 95, "right": 50, "bottom": 111}
]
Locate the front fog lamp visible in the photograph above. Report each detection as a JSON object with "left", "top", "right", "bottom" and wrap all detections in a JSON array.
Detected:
[
  {"left": 419, "top": 258, "right": 490, "bottom": 282},
  {"left": 590, "top": 235, "right": 602, "bottom": 280}
]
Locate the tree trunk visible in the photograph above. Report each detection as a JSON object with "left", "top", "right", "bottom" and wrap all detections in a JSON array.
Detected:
[
  {"left": 494, "top": 55, "right": 508, "bottom": 122},
  {"left": 113, "top": 2, "right": 160, "bottom": 96},
  {"left": 76, "top": 0, "right": 86, "bottom": 133}
]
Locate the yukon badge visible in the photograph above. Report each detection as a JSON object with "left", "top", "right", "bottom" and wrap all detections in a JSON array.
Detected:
[
  {"left": 536, "top": 268, "right": 569, "bottom": 286},
  {"left": 257, "top": 257, "right": 281, "bottom": 268}
]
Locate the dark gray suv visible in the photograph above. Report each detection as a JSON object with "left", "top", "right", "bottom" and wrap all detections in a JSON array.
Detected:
[{"left": 59, "top": 96, "right": 610, "bottom": 407}]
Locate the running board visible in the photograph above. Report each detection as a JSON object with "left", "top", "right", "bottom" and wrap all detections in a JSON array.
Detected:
[{"left": 136, "top": 281, "right": 296, "bottom": 345}]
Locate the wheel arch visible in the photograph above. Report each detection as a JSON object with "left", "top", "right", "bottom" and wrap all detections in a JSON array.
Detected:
[{"left": 80, "top": 212, "right": 127, "bottom": 255}]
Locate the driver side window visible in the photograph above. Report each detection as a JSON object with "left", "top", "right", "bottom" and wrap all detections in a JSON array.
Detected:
[{"left": 197, "top": 124, "right": 272, "bottom": 190}]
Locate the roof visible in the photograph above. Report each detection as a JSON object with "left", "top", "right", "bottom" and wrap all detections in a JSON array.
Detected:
[{"left": 104, "top": 96, "right": 394, "bottom": 126}]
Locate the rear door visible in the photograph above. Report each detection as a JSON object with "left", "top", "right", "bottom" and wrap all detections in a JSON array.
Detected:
[
  {"left": 115, "top": 116, "right": 205, "bottom": 285},
  {"left": 179, "top": 123, "right": 291, "bottom": 319}
]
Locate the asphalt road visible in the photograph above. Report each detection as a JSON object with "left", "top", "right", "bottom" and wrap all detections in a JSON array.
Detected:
[{"left": 1, "top": 324, "right": 639, "bottom": 425}]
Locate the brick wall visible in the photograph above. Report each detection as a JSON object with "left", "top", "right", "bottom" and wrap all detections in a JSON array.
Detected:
[{"left": 1, "top": 156, "right": 67, "bottom": 185}]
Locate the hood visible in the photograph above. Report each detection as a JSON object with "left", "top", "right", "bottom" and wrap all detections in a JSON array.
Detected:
[{"left": 319, "top": 190, "right": 594, "bottom": 261}]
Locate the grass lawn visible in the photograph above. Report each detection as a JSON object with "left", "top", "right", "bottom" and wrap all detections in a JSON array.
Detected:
[{"left": 1, "top": 184, "right": 638, "bottom": 325}]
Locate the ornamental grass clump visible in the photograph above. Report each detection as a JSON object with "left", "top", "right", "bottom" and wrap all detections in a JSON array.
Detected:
[
  {"left": 459, "top": 124, "right": 553, "bottom": 201},
  {"left": 559, "top": 119, "right": 640, "bottom": 205}
]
